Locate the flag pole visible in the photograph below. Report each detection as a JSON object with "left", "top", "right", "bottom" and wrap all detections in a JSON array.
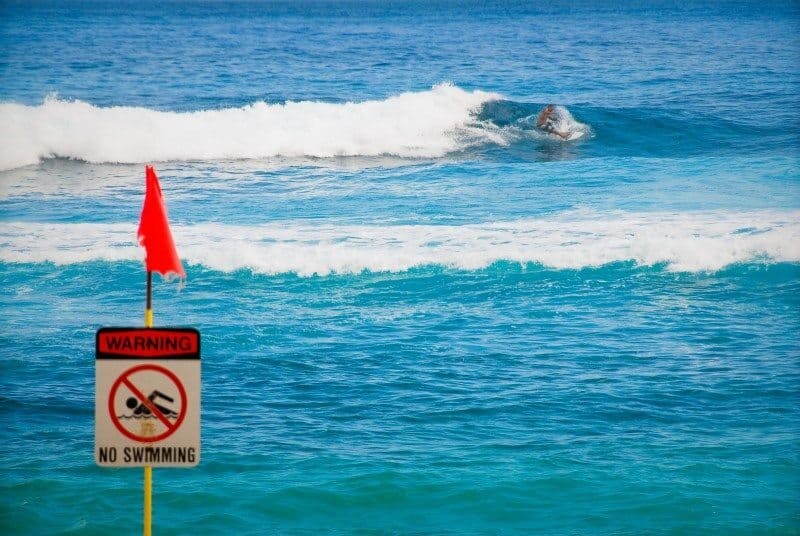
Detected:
[
  {"left": 144, "top": 270, "right": 153, "bottom": 536},
  {"left": 139, "top": 165, "right": 183, "bottom": 536},
  {"left": 145, "top": 270, "right": 153, "bottom": 328}
]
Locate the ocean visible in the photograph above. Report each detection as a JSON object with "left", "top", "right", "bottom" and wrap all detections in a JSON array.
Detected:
[{"left": 1, "top": 0, "right": 799, "bottom": 533}]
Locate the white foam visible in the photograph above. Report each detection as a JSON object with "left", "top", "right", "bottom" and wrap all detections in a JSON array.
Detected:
[
  {"left": 2, "top": 211, "right": 798, "bottom": 275},
  {"left": 0, "top": 84, "right": 502, "bottom": 171}
]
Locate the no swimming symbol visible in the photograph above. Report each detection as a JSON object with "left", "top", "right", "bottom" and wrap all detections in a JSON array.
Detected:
[{"left": 108, "top": 364, "right": 188, "bottom": 443}]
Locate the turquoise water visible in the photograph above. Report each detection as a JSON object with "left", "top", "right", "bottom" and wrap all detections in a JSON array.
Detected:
[{"left": 1, "top": 1, "right": 799, "bottom": 533}]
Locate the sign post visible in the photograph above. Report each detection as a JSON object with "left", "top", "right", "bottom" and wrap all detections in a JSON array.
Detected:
[{"left": 95, "top": 165, "right": 193, "bottom": 536}]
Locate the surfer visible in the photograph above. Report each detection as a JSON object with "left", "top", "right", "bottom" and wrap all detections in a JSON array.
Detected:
[{"left": 536, "top": 104, "right": 571, "bottom": 140}]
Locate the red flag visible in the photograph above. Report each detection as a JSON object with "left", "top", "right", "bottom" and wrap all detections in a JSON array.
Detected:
[{"left": 137, "top": 165, "right": 185, "bottom": 278}]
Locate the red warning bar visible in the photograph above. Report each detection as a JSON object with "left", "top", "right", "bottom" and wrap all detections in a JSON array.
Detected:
[{"left": 97, "top": 328, "right": 200, "bottom": 359}]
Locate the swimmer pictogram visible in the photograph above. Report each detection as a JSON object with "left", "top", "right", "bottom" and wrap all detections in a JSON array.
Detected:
[
  {"left": 125, "top": 390, "right": 179, "bottom": 417},
  {"left": 108, "top": 364, "right": 188, "bottom": 443}
]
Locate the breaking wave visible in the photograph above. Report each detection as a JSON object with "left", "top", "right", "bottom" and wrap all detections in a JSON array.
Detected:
[
  {"left": 1, "top": 210, "right": 797, "bottom": 275},
  {"left": 0, "top": 84, "right": 510, "bottom": 170},
  {"left": 0, "top": 84, "right": 598, "bottom": 171}
]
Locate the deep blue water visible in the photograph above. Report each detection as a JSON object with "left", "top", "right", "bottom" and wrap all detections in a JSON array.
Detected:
[{"left": 1, "top": 1, "right": 799, "bottom": 534}]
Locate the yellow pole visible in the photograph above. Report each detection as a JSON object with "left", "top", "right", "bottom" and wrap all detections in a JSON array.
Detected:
[
  {"left": 144, "top": 271, "right": 153, "bottom": 536},
  {"left": 144, "top": 465, "right": 152, "bottom": 536}
]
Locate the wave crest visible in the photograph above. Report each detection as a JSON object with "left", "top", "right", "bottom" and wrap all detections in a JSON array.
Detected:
[
  {"left": 2, "top": 211, "right": 797, "bottom": 275},
  {"left": 0, "top": 84, "right": 504, "bottom": 170}
]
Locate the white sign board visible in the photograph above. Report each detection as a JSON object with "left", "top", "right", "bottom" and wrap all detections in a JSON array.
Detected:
[{"left": 95, "top": 328, "right": 201, "bottom": 467}]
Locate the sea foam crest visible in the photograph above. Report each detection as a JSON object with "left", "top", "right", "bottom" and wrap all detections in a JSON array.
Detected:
[
  {"left": 1, "top": 211, "right": 798, "bottom": 275},
  {"left": 0, "top": 84, "right": 503, "bottom": 171}
]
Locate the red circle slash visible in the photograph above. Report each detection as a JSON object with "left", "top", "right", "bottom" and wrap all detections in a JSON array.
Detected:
[{"left": 108, "top": 364, "right": 187, "bottom": 443}]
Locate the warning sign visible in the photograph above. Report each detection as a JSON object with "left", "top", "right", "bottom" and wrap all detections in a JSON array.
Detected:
[{"left": 96, "top": 328, "right": 200, "bottom": 468}]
